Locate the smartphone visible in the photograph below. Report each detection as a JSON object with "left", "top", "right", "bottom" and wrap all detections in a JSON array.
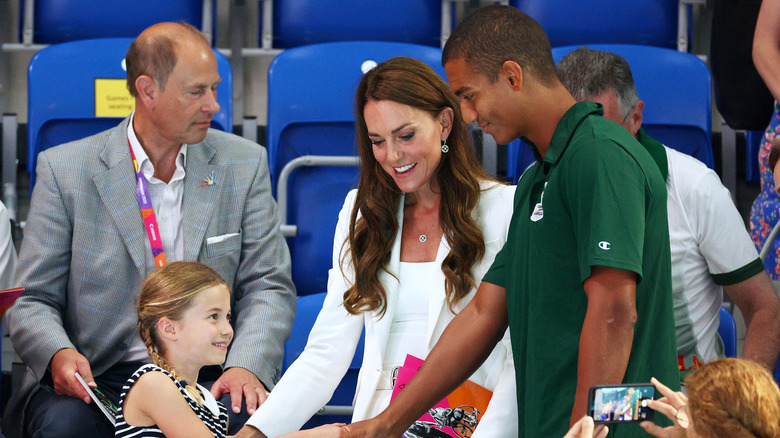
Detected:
[{"left": 587, "top": 383, "right": 655, "bottom": 424}]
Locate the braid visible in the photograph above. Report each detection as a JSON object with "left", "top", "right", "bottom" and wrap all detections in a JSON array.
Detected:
[{"left": 146, "top": 345, "right": 203, "bottom": 405}]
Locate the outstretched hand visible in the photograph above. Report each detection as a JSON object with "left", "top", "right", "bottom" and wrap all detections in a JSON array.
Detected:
[{"left": 639, "top": 377, "right": 689, "bottom": 438}]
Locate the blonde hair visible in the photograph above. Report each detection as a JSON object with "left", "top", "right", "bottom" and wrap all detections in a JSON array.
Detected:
[
  {"left": 137, "top": 261, "right": 230, "bottom": 404},
  {"left": 686, "top": 358, "right": 780, "bottom": 437}
]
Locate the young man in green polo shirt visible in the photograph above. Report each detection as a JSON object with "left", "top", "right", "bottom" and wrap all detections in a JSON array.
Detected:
[{"left": 343, "top": 6, "right": 679, "bottom": 438}]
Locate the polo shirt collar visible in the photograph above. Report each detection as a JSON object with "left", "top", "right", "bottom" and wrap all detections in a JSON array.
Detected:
[
  {"left": 636, "top": 127, "right": 669, "bottom": 181},
  {"left": 532, "top": 101, "right": 604, "bottom": 166}
]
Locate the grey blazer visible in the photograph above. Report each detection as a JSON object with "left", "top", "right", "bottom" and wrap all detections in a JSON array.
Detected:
[{"left": 4, "top": 117, "right": 296, "bottom": 436}]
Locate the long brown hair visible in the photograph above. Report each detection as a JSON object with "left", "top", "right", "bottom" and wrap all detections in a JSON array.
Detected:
[
  {"left": 137, "top": 261, "right": 230, "bottom": 404},
  {"left": 686, "top": 358, "right": 780, "bottom": 437},
  {"left": 343, "top": 56, "right": 493, "bottom": 316}
]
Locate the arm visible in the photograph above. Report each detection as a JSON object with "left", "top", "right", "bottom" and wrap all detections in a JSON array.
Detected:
[
  {"left": 7, "top": 152, "right": 92, "bottom": 399},
  {"left": 214, "top": 145, "right": 297, "bottom": 412},
  {"left": 753, "top": 0, "right": 780, "bottom": 102},
  {"left": 124, "top": 371, "right": 219, "bottom": 438},
  {"left": 725, "top": 272, "right": 780, "bottom": 370},
  {"left": 346, "top": 281, "right": 509, "bottom": 437},
  {"left": 571, "top": 266, "right": 637, "bottom": 427},
  {"left": 236, "top": 191, "right": 364, "bottom": 438}
]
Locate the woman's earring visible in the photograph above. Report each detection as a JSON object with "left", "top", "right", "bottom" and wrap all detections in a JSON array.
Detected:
[{"left": 441, "top": 140, "right": 449, "bottom": 154}]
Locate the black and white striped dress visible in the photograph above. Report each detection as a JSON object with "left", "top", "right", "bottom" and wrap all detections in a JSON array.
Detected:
[{"left": 115, "top": 364, "right": 228, "bottom": 438}]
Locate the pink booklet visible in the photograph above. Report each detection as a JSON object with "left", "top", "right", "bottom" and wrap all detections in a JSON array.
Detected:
[
  {"left": 391, "top": 354, "right": 493, "bottom": 438},
  {"left": 0, "top": 287, "right": 23, "bottom": 319}
]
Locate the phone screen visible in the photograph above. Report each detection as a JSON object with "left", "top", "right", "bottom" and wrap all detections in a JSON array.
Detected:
[{"left": 588, "top": 384, "right": 655, "bottom": 424}]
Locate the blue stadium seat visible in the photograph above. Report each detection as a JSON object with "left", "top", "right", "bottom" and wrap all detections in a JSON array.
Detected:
[
  {"left": 510, "top": 0, "right": 678, "bottom": 48},
  {"left": 282, "top": 292, "right": 366, "bottom": 427},
  {"left": 267, "top": 41, "right": 446, "bottom": 297},
  {"left": 259, "top": 0, "right": 442, "bottom": 49},
  {"left": 553, "top": 44, "right": 713, "bottom": 168},
  {"left": 509, "top": 44, "right": 713, "bottom": 180},
  {"left": 505, "top": 139, "right": 537, "bottom": 184},
  {"left": 22, "top": 0, "right": 207, "bottom": 44},
  {"left": 26, "top": 38, "right": 232, "bottom": 189},
  {"left": 717, "top": 306, "right": 737, "bottom": 358}
]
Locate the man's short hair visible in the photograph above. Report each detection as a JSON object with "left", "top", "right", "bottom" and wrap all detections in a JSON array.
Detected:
[
  {"left": 125, "top": 22, "right": 209, "bottom": 97},
  {"left": 557, "top": 46, "right": 639, "bottom": 116},
  {"left": 442, "top": 5, "right": 558, "bottom": 86}
]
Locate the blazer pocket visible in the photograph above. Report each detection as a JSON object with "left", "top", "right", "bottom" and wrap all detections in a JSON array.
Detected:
[
  {"left": 205, "top": 231, "right": 242, "bottom": 258},
  {"left": 206, "top": 232, "right": 241, "bottom": 245}
]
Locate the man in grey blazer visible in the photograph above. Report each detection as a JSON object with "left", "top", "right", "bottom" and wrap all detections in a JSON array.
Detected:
[{"left": 4, "top": 22, "right": 295, "bottom": 438}]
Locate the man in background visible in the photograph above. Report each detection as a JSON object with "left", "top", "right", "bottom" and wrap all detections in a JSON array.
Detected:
[{"left": 557, "top": 46, "right": 780, "bottom": 377}]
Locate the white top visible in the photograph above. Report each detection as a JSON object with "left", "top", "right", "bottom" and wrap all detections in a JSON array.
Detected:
[
  {"left": 0, "top": 201, "right": 17, "bottom": 290},
  {"left": 367, "top": 261, "right": 437, "bottom": 418},
  {"left": 385, "top": 262, "right": 436, "bottom": 368},
  {"left": 124, "top": 112, "right": 188, "bottom": 362},
  {"left": 246, "top": 181, "right": 518, "bottom": 438},
  {"left": 665, "top": 146, "right": 762, "bottom": 366}
]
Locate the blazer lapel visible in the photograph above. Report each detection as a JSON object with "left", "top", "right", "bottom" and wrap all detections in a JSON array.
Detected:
[
  {"left": 93, "top": 118, "right": 148, "bottom": 275},
  {"left": 426, "top": 236, "right": 450, "bottom": 348},
  {"left": 368, "top": 194, "right": 405, "bottom": 367},
  {"left": 182, "top": 140, "right": 219, "bottom": 261}
]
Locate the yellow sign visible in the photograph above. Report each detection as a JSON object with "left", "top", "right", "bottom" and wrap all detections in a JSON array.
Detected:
[{"left": 94, "top": 78, "right": 135, "bottom": 117}]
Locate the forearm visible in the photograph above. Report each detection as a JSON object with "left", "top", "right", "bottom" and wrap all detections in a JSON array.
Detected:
[
  {"left": 9, "top": 153, "right": 74, "bottom": 376},
  {"left": 743, "top": 313, "right": 780, "bottom": 370},
  {"left": 571, "top": 310, "right": 634, "bottom": 426},
  {"left": 725, "top": 275, "right": 780, "bottom": 370},
  {"left": 575, "top": 266, "right": 638, "bottom": 427},
  {"left": 375, "top": 287, "right": 508, "bottom": 435},
  {"left": 753, "top": 43, "right": 780, "bottom": 102},
  {"left": 8, "top": 297, "right": 74, "bottom": 376},
  {"left": 742, "top": 303, "right": 780, "bottom": 370},
  {"left": 753, "top": 0, "right": 780, "bottom": 101}
]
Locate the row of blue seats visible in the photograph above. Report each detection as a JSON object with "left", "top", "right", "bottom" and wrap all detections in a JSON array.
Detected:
[
  {"left": 17, "top": 0, "right": 682, "bottom": 49},
  {"left": 13, "top": 37, "right": 772, "bottom": 427}
]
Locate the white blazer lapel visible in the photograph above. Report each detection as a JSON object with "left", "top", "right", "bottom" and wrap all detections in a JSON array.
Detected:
[
  {"left": 426, "top": 235, "right": 450, "bottom": 348},
  {"left": 369, "top": 194, "right": 405, "bottom": 366}
]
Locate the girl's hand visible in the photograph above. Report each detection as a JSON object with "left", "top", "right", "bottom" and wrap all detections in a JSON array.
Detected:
[{"left": 639, "top": 377, "right": 689, "bottom": 438}]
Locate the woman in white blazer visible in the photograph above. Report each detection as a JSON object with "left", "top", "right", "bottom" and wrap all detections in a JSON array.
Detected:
[{"left": 240, "top": 57, "right": 517, "bottom": 438}]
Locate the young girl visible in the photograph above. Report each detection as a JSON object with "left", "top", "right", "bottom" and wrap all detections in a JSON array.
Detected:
[{"left": 116, "top": 261, "right": 346, "bottom": 438}]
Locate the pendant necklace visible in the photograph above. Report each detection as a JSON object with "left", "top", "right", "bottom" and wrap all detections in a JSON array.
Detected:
[{"left": 418, "top": 214, "right": 438, "bottom": 243}]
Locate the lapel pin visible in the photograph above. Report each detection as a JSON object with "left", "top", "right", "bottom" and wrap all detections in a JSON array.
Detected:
[{"left": 200, "top": 171, "right": 215, "bottom": 186}]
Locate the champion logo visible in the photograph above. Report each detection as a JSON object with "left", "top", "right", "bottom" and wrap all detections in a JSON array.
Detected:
[{"left": 598, "top": 241, "right": 611, "bottom": 250}]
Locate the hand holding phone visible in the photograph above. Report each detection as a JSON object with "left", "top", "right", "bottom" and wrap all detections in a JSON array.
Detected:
[{"left": 587, "top": 383, "right": 655, "bottom": 424}]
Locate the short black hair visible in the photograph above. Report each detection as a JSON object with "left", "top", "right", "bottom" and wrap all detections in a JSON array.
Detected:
[{"left": 442, "top": 5, "right": 558, "bottom": 86}]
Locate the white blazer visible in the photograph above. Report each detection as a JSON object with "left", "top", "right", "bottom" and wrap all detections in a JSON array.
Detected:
[{"left": 247, "top": 181, "right": 518, "bottom": 437}]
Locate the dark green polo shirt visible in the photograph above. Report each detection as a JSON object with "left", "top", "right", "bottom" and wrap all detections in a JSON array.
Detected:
[{"left": 484, "top": 102, "right": 679, "bottom": 437}]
